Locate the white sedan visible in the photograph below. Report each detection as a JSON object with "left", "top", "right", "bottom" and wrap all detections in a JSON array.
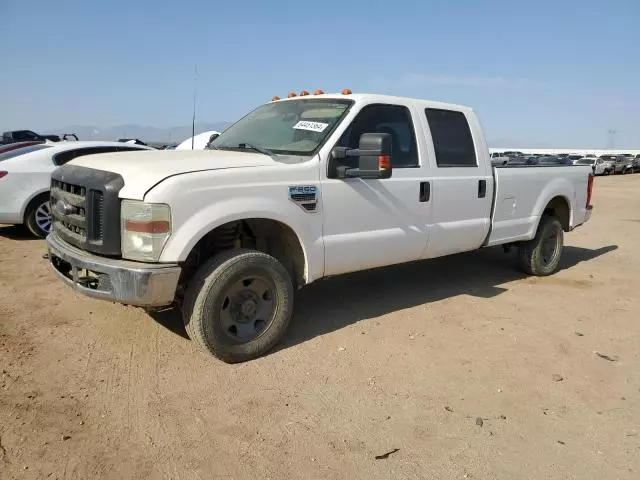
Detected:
[
  {"left": 576, "top": 157, "right": 608, "bottom": 175},
  {"left": 176, "top": 130, "right": 220, "bottom": 150},
  {"left": 0, "top": 141, "right": 151, "bottom": 237}
]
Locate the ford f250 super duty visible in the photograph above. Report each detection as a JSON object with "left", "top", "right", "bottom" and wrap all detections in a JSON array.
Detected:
[{"left": 46, "top": 91, "right": 594, "bottom": 363}]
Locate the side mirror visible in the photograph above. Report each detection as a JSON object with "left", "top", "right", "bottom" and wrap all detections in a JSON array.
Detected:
[{"left": 331, "top": 133, "right": 393, "bottom": 179}]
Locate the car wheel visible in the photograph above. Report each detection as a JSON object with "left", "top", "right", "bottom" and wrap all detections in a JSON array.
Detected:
[
  {"left": 24, "top": 194, "right": 52, "bottom": 238},
  {"left": 182, "top": 249, "right": 294, "bottom": 363},
  {"left": 517, "top": 215, "right": 564, "bottom": 276}
]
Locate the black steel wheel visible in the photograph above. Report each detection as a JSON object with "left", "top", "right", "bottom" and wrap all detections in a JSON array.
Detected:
[
  {"left": 182, "top": 249, "right": 294, "bottom": 363},
  {"left": 517, "top": 215, "right": 564, "bottom": 276}
]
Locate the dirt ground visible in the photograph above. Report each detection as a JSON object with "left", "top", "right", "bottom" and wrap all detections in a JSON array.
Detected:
[{"left": 1, "top": 175, "right": 639, "bottom": 480}]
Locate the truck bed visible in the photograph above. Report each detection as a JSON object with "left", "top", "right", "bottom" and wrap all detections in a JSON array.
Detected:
[{"left": 486, "top": 165, "right": 591, "bottom": 246}]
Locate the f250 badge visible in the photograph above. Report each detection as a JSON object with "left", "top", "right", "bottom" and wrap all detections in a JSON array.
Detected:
[{"left": 288, "top": 185, "right": 318, "bottom": 212}]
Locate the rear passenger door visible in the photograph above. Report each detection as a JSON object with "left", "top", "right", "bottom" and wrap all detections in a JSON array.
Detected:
[{"left": 419, "top": 108, "right": 493, "bottom": 259}]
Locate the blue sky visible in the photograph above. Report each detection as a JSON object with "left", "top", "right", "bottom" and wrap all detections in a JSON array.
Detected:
[{"left": 2, "top": 0, "right": 639, "bottom": 147}]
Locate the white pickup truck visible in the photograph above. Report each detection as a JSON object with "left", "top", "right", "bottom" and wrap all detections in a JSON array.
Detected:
[{"left": 47, "top": 91, "right": 594, "bottom": 362}]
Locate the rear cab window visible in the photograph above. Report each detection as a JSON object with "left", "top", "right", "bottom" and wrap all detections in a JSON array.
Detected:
[{"left": 424, "top": 109, "right": 477, "bottom": 167}]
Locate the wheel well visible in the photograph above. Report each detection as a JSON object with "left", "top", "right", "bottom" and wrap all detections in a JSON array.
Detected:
[
  {"left": 543, "top": 196, "right": 570, "bottom": 231},
  {"left": 23, "top": 191, "right": 50, "bottom": 222},
  {"left": 179, "top": 219, "right": 306, "bottom": 295}
]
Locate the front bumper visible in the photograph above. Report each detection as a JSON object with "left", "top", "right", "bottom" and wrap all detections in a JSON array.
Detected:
[{"left": 47, "top": 232, "right": 181, "bottom": 307}]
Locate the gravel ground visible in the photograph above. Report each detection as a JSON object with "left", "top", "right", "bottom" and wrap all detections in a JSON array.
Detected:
[{"left": 1, "top": 175, "right": 639, "bottom": 480}]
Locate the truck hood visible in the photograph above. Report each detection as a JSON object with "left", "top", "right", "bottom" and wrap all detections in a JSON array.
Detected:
[{"left": 68, "top": 149, "right": 276, "bottom": 198}]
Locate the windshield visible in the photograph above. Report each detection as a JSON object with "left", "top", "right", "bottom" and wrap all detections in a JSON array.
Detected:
[
  {"left": 209, "top": 98, "right": 353, "bottom": 156},
  {"left": 577, "top": 159, "right": 595, "bottom": 165}
]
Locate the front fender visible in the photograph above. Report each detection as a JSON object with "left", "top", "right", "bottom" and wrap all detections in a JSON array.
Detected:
[{"left": 158, "top": 196, "right": 324, "bottom": 283}]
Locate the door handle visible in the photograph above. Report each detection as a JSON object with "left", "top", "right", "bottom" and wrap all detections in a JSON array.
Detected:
[
  {"left": 419, "top": 181, "right": 430, "bottom": 202},
  {"left": 478, "top": 180, "right": 487, "bottom": 198}
]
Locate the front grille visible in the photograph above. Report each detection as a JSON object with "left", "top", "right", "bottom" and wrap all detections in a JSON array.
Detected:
[
  {"left": 51, "top": 179, "right": 88, "bottom": 241},
  {"left": 50, "top": 165, "right": 124, "bottom": 256}
]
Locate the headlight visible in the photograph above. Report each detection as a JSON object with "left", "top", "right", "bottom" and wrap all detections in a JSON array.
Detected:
[{"left": 121, "top": 200, "right": 171, "bottom": 262}]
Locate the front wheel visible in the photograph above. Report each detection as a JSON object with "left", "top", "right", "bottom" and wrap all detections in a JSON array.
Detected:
[
  {"left": 517, "top": 216, "right": 564, "bottom": 276},
  {"left": 182, "top": 249, "right": 294, "bottom": 363}
]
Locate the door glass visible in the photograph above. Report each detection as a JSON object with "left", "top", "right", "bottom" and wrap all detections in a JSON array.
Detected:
[
  {"left": 425, "top": 109, "right": 477, "bottom": 167},
  {"left": 336, "top": 104, "right": 419, "bottom": 168}
]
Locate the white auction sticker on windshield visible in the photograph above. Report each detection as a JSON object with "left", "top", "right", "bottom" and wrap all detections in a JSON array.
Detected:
[{"left": 293, "top": 121, "right": 329, "bottom": 133}]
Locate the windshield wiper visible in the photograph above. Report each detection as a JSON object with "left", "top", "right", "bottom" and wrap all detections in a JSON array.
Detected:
[{"left": 237, "top": 143, "right": 274, "bottom": 156}]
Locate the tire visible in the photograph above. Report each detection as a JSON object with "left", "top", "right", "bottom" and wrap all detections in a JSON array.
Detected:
[
  {"left": 24, "top": 193, "right": 52, "bottom": 238},
  {"left": 517, "top": 215, "right": 564, "bottom": 276},
  {"left": 182, "top": 249, "right": 294, "bottom": 363}
]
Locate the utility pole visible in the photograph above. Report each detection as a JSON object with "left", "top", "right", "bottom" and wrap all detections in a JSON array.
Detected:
[{"left": 607, "top": 129, "right": 617, "bottom": 149}]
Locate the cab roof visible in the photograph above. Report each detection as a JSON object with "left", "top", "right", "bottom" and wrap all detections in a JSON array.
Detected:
[{"left": 271, "top": 92, "right": 473, "bottom": 114}]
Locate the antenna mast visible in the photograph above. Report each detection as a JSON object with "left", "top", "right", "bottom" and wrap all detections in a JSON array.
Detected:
[{"left": 191, "top": 66, "right": 198, "bottom": 150}]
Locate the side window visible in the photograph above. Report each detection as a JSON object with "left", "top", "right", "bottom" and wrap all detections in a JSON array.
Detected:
[
  {"left": 116, "top": 146, "right": 146, "bottom": 152},
  {"left": 53, "top": 147, "right": 120, "bottom": 166},
  {"left": 425, "top": 109, "right": 477, "bottom": 167},
  {"left": 336, "top": 104, "right": 419, "bottom": 168}
]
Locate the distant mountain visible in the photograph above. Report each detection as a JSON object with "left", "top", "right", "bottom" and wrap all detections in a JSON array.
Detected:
[{"left": 43, "top": 122, "right": 233, "bottom": 144}]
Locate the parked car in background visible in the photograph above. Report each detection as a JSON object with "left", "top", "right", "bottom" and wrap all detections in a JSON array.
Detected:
[
  {"left": 2, "top": 130, "right": 58, "bottom": 144},
  {"left": 598, "top": 155, "right": 618, "bottom": 175},
  {"left": 612, "top": 156, "right": 634, "bottom": 174},
  {"left": 633, "top": 155, "right": 640, "bottom": 173},
  {"left": 118, "top": 138, "right": 149, "bottom": 146},
  {"left": 176, "top": 130, "right": 221, "bottom": 150},
  {"left": 576, "top": 157, "right": 607, "bottom": 175},
  {"left": 0, "top": 141, "right": 151, "bottom": 237},
  {"left": 566, "top": 154, "right": 584, "bottom": 165}
]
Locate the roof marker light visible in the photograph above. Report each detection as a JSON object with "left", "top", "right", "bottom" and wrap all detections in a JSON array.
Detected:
[
  {"left": 287, "top": 92, "right": 297, "bottom": 98},
  {"left": 272, "top": 95, "right": 281, "bottom": 101},
  {"left": 341, "top": 88, "right": 352, "bottom": 95},
  {"left": 300, "top": 90, "right": 310, "bottom": 96},
  {"left": 314, "top": 89, "right": 324, "bottom": 95}
]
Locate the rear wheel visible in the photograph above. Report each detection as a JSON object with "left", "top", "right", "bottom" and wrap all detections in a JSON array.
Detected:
[
  {"left": 182, "top": 249, "right": 294, "bottom": 363},
  {"left": 24, "top": 194, "right": 52, "bottom": 238},
  {"left": 517, "top": 215, "right": 564, "bottom": 276}
]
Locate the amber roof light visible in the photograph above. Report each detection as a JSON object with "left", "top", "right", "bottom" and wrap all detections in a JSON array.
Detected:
[
  {"left": 300, "top": 90, "right": 310, "bottom": 96},
  {"left": 341, "top": 88, "right": 352, "bottom": 95},
  {"left": 287, "top": 92, "right": 297, "bottom": 98},
  {"left": 314, "top": 89, "right": 324, "bottom": 95},
  {"left": 271, "top": 95, "right": 281, "bottom": 101}
]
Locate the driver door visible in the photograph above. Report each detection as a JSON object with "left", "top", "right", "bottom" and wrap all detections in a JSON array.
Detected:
[{"left": 320, "top": 103, "right": 432, "bottom": 276}]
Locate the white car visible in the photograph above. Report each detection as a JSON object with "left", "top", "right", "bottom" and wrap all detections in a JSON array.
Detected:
[
  {"left": 576, "top": 157, "right": 608, "bottom": 175},
  {"left": 0, "top": 141, "right": 150, "bottom": 237},
  {"left": 176, "top": 130, "right": 221, "bottom": 150}
]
